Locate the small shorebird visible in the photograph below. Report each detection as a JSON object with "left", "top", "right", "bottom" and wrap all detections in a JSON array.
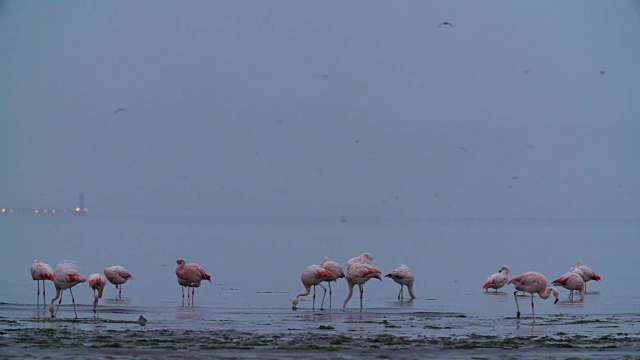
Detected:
[{"left": 138, "top": 315, "right": 147, "bottom": 331}]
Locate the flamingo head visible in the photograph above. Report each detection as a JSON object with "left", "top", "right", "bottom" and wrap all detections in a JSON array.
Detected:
[
  {"left": 499, "top": 265, "right": 509, "bottom": 274},
  {"left": 292, "top": 298, "right": 299, "bottom": 309},
  {"left": 176, "top": 258, "right": 186, "bottom": 265}
]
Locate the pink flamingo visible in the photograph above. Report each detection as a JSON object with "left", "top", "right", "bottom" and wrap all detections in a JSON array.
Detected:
[
  {"left": 569, "top": 260, "right": 601, "bottom": 292},
  {"left": 319, "top": 257, "right": 345, "bottom": 308},
  {"left": 508, "top": 272, "right": 559, "bottom": 322},
  {"left": 551, "top": 272, "right": 585, "bottom": 301},
  {"left": 347, "top": 252, "right": 373, "bottom": 269},
  {"left": 104, "top": 265, "right": 133, "bottom": 298},
  {"left": 292, "top": 265, "right": 335, "bottom": 310},
  {"left": 175, "top": 258, "right": 211, "bottom": 305},
  {"left": 385, "top": 264, "right": 416, "bottom": 301},
  {"left": 30, "top": 260, "right": 54, "bottom": 308},
  {"left": 50, "top": 260, "right": 86, "bottom": 318},
  {"left": 343, "top": 262, "right": 382, "bottom": 311},
  {"left": 88, "top": 273, "right": 107, "bottom": 315},
  {"left": 483, "top": 265, "right": 509, "bottom": 293}
]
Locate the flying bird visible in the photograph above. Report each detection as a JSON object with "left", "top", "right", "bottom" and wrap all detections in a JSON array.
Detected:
[
  {"left": 551, "top": 272, "right": 585, "bottom": 301},
  {"left": 343, "top": 262, "right": 382, "bottom": 311},
  {"left": 30, "top": 260, "right": 54, "bottom": 308},
  {"left": 599, "top": 70, "right": 606, "bottom": 75},
  {"left": 50, "top": 260, "right": 86, "bottom": 318},
  {"left": 385, "top": 264, "right": 416, "bottom": 300},
  {"left": 437, "top": 21, "right": 454, "bottom": 28},
  {"left": 455, "top": 145, "right": 468, "bottom": 152},
  {"left": 508, "top": 272, "right": 558, "bottom": 323},
  {"left": 483, "top": 265, "right": 509, "bottom": 293},
  {"left": 88, "top": 273, "right": 107, "bottom": 316},
  {"left": 319, "top": 257, "right": 346, "bottom": 308},
  {"left": 104, "top": 265, "right": 133, "bottom": 298},
  {"left": 175, "top": 258, "right": 211, "bottom": 305},
  {"left": 292, "top": 264, "right": 335, "bottom": 310},
  {"left": 114, "top": 107, "right": 127, "bottom": 114}
]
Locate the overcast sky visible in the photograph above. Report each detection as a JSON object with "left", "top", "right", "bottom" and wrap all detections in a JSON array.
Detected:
[{"left": 1, "top": 0, "right": 639, "bottom": 218}]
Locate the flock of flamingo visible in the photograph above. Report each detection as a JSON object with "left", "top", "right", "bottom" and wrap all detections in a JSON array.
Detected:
[
  {"left": 482, "top": 260, "right": 602, "bottom": 322},
  {"left": 29, "top": 254, "right": 600, "bottom": 323}
]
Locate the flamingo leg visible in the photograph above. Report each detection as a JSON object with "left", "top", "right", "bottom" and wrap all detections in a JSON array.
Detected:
[
  {"left": 42, "top": 280, "right": 46, "bottom": 308},
  {"left": 328, "top": 282, "right": 333, "bottom": 308},
  {"left": 36, "top": 280, "right": 41, "bottom": 308},
  {"left": 358, "top": 284, "right": 364, "bottom": 312},
  {"left": 93, "top": 289, "right": 98, "bottom": 315},
  {"left": 513, "top": 291, "right": 521, "bottom": 320},
  {"left": 118, "top": 284, "right": 122, "bottom": 298},
  {"left": 319, "top": 284, "right": 327, "bottom": 310},
  {"left": 191, "top": 286, "right": 195, "bottom": 306},
  {"left": 312, "top": 285, "right": 316, "bottom": 311},
  {"left": 54, "top": 290, "right": 64, "bottom": 317},
  {"left": 70, "top": 288, "right": 78, "bottom": 318},
  {"left": 530, "top": 293, "right": 535, "bottom": 323},
  {"left": 397, "top": 285, "right": 403, "bottom": 301}
]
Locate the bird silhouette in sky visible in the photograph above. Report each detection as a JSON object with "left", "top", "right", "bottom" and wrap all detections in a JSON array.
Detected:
[
  {"left": 114, "top": 107, "right": 127, "bottom": 114},
  {"left": 437, "top": 22, "right": 454, "bottom": 28}
]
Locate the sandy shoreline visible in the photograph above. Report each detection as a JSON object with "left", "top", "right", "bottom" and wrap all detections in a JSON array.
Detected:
[{"left": 1, "top": 326, "right": 639, "bottom": 359}]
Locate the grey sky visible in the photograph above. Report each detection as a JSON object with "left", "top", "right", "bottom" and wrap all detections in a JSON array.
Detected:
[{"left": 1, "top": 1, "right": 639, "bottom": 218}]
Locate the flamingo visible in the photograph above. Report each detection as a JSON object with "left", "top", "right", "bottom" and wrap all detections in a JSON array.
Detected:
[
  {"left": 508, "top": 272, "right": 558, "bottom": 323},
  {"left": 88, "top": 273, "right": 107, "bottom": 316},
  {"left": 49, "top": 260, "right": 86, "bottom": 318},
  {"left": 385, "top": 264, "right": 416, "bottom": 301},
  {"left": 104, "top": 265, "right": 132, "bottom": 298},
  {"left": 552, "top": 272, "right": 586, "bottom": 301},
  {"left": 319, "top": 257, "right": 345, "bottom": 308},
  {"left": 292, "top": 265, "right": 335, "bottom": 310},
  {"left": 347, "top": 252, "right": 373, "bottom": 269},
  {"left": 30, "top": 260, "right": 54, "bottom": 308},
  {"left": 569, "top": 260, "right": 601, "bottom": 292},
  {"left": 175, "top": 258, "right": 211, "bottom": 305},
  {"left": 177, "top": 277, "right": 201, "bottom": 306},
  {"left": 483, "top": 265, "right": 509, "bottom": 292},
  {"left": 343, "top": 262, "right": 382, "bottom": 311}
]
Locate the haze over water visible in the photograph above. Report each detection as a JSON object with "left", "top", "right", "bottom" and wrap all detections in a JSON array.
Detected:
[{"left": 1, "top": 0, "right": 640, "bottom": 349}]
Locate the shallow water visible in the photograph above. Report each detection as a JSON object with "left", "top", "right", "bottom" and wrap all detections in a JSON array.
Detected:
[{"left": 1, "top": 215, "right": 639, "bottom": 354}]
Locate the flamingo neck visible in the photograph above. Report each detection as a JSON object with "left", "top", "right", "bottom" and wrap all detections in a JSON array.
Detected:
[
  {"left": 343, "top": 280, "right": 355, "bottom": 309},
  {"left": 293, "top": 284, "right": 311, "bottom": 303},
  {"left": 538, "top": 287, "right": 558, "bottom": 300},
  {"left": 407, "top": 283, "right": 417, "bottom": 299}
]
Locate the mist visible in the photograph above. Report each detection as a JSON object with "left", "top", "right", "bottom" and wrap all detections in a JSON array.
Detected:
[{"left": 2, "top": 1, "right": 639, "bottom": 219}]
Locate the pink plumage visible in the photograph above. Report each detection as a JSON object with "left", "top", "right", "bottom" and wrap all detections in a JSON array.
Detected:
[
  {"left": 508, "top": 271, "right": 559, "bottom": 322},
  {"left": 292, "top": 264, "right": 335, "bottom": 310},
  {"left": 50, "top": 260, "right": 86, "bottom": 318},
  {"left": 319, "top": 257, "right": 346, "bottom": 309},
  {"left": 88, "top": 273, "right": 107, "bottom": 315},
  {"left": 483, "top": 265, "right": 509, "bottom": 292},
  {"left": 175, "top": 258, "right": 211, "bottom": 305},
  {"left": 552, "top": 271, "right": 585, "bottom": 301},
  {"left": 30, "top": 260, "right": 54, "bottom": 308},
  {"left": 104, "top": 265, "right": 132, "bottom": 298},
  {"left": 343, "top": 262, "right": 382, "bottom": 311}
]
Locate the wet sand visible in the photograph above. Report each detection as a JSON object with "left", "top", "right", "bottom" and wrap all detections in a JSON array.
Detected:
[
  {"left": 2, "top": 326, "right": 639, "bottom": 359},
  {"left": 2, "top": 312, "right": 639, "bottom": 359}
]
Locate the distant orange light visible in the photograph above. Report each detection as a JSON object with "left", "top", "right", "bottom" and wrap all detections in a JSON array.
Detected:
[
  {"left": 34, "top": 209, "right": 39, "bottom": 214},
  {"left": 75, "top": 207, "right": 81, "bottom": 212},
  {"left": 1, "top": 208, "right": 5, "bottom": 213}
]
